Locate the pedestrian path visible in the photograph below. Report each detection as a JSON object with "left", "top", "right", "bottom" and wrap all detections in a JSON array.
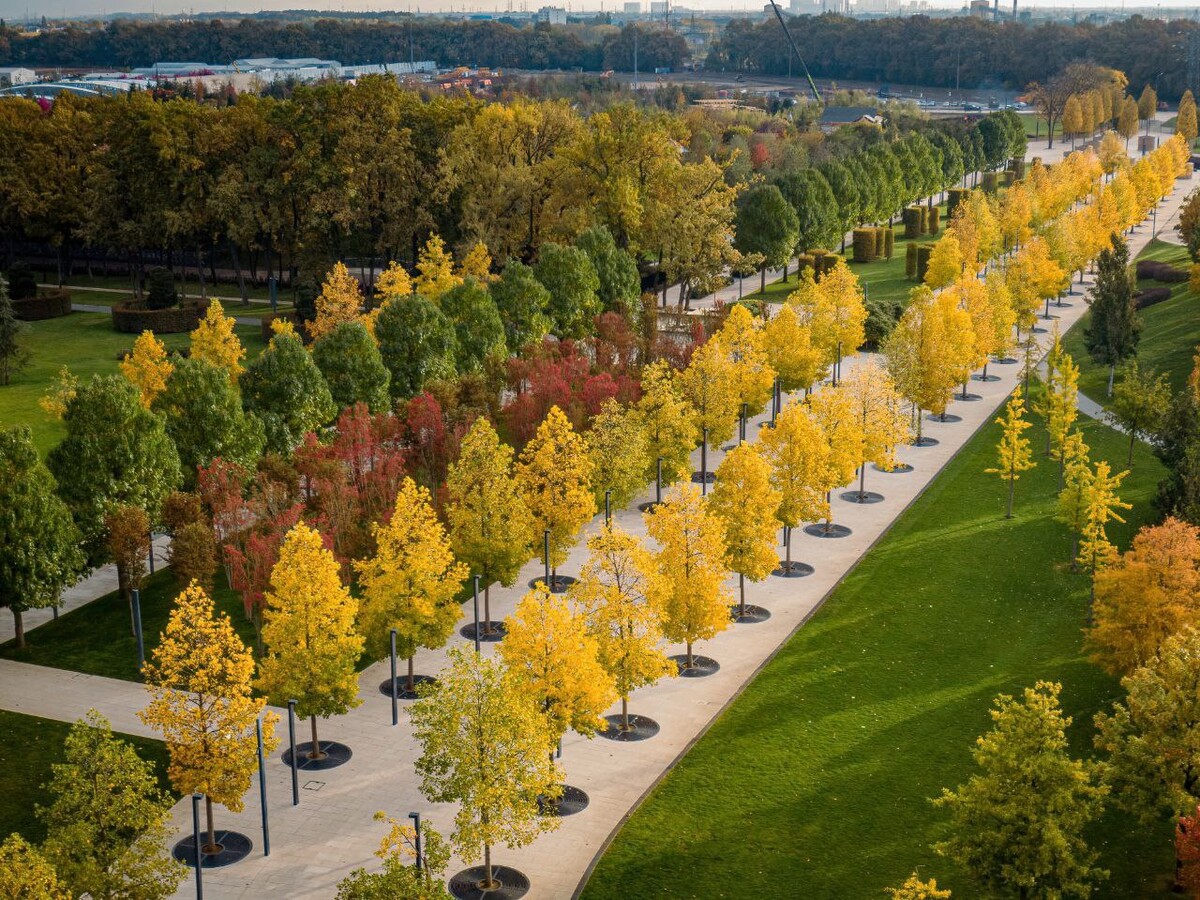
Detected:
[{"left": 2, "top": 162, "right": 1188, "bottom": 900}]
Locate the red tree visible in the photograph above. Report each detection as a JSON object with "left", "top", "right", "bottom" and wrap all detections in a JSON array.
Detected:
[{"left": 1178, "top": 805, "right": 1200, "bottom": 898}]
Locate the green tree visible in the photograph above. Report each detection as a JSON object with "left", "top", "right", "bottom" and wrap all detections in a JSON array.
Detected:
[
  {"left": 440, "top": 279, "right": 507, "bottom": 373},
  {"left": 1110, "top": 359, "right": 1171, "bottom": 467},
  {"left": 374, "top": 295, "right": 457, "bottom": 399},
  {"left": 38, "top": 710, "right": 185, "bottom": 900},
  {"left": 446, "top": 417, "right": 535, "bottom": 629},
  {"left": 775, "top": 169, "right": 841, "bottom": 254},
  {"left": 533, "top": 242, "right": 601, "bottom": 340},
  {"left": 0, "top": 276, "right": 30, "bottom": 386},
  {"left": 240, "top": 331, "right": 337, "bottom": 455},
  {"left": 1095, "top": 627, "right": 1200, "bottom": 871},
  {"left": 0, "top": 425, "right": 83, "bottom": 648},
  {"left": 48, "top": 375, "right": 181, "bottom": 567},
  {"left": 575, "top": 225, "right": 641, "bottom": 325},
  {"left": 311, "top": 320, "right": 391, "bottom": 413},
  {"left": 154, "top": 357, "right": 265, "bottom": 486},
  {"left": 1084, "top": 235, "right": 1140, "bottom": 390},
  {"left": 490, "top": 258, "right": 552, "bottom": 352},
  {"left": 411, "top": 647, "right": 559, "bottom": 892},
  {"left": 934, "top": 682, "right": 1108, "bottom": 899},
  {"left": 734, "top": 183, "right": 799, "bottom": 292}
]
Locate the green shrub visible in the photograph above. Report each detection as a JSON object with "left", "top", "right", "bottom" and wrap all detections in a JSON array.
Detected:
[{"left": 145, "top": 268, "right": 177, "bottom": 310}]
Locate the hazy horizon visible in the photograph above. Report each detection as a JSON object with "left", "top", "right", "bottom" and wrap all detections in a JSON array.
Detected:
[{"left": 5, "top": 0, "right": 1198, "bottom": 20}]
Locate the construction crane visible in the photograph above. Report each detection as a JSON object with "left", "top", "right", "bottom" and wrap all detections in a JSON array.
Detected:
[{"left": 767, "top": 1, "right": 821, "bottom": 104}]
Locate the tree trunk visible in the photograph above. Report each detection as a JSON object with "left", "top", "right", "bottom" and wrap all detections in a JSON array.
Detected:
[
  {"left": 484, "top": 583, "right": 493, "bottom": 635},
  {"left": 760, "top": 267, "right": 766, "bottom": 293},
  {"left": 407, "top": 655, "right": 415, "bottom": 693},
  {"left": 484, "top": 841, "right": 494, "bottom": 890},
  {"left": 1128, "top": 430, "right": 1136, "bottom": 468},
  {"left": 231, "top": 241, "right": 248, "bottom": 304},
  {"left": 785, "top": 527, "right": 792, "bottom": 570},
  {"left": 859, "top": 463, "right": 866, "bottom": 498},
  {"left": 1006, "top": 475, "right": 1015, "bottom": 519},
  {"left": 205, "top": 795, "right": 217, "bottom": 854},
  {"left": 12, "top": 609, "right": 24, "bottom": 650},
  {"left": 738, "top": 573, "right": 746, "bottom": 616},
  {"left": 622, "top": 696, "right": 629, "bottom": 732},
  {"left": 686, "top": 641, "right": 694, "bottom": 669},
  {"left": 308, "top": 715, "right": 324, "bottom": 760}
]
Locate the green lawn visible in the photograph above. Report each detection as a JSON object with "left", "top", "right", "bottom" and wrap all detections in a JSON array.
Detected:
[
  {"left": 580, "top": 411, "right": 1173, "bottom": 899},
  {"left": 1062, "top": 238, "right": 1199, "bottom": 404},
  {"left": 0, "top": 569, "right": 257, "bottom": 682},
  {"left": 0, "top": 710, "right": 170, "bottom": 844},
  {"left": 746, "top": 206, "right": 949, "bottom": 313},
  {"left": 1020, "top": 111, "right": 1063, "bottom": 140},
  {"left": 1, "top": 311, "right": 267, "bottom": 455}
]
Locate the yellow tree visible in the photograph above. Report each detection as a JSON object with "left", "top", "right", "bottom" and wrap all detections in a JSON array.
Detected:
[
  {"left": 887, "top": 872, "right": 952, "bottom": 900},
  {"left": 189, "top": 299, "right": 245, "bottom": 382},
  {"left": 645, "top": 484, "right": 732, "bottom": 672},
  {"left": 807, "top": 383, "right": 865, "bottom": 533},
  {"left": 414, "top": 235, "right": 463, "bottom": 301},
  {"left": 764, "top": 303, "right": 826, "bottom": 393},
  {"left": 515, "top": 405, "right": 596, "bottom": 588},
  {"left": 139, "top": 583, "right": 277, "bottom": 855},
  {"left": 985, "top": 388, "right": 1035, "bottom": 519},
  {"left": 1056, "top": 430, "right": 1093, "bottom": 564},
  {"left": 1178, "top": 89, "right": 1198, "bottom": 146},
  {"left": 1088, "top": 517, "right": 1200, "bottom": 676},
  {"left": 447, "top": 418, "right": 534, "bottom": 633},
  {"left": 678, "top": 339, "right": 740, "bottom": 452},
  {"left": 841, "top": 360, "right": 911, "bottom": 498},
  {"left": 757, "top": 400, "right": 829, "bottom": 574},
  {"left": 374, "top": 260, "right": 414, "bottom": 303},
  {"left": 0, "top": 835, "right": 68, "bottom": 900},
  {"left": 944, "top": 276, "right": 991, "bottom": 388},
  {"left": 1077, "top": 460, "right": 1131, "bottom": 586},
  {"left": 637, "top": 360, "right": 697, "bottom": 484},
  {"left": 925, "top": 230, "right": 964, "bottom": 289},
  {"left": 1041, "top": 336, "right": 1080, "bottom": 469},
  {"left": 998, "top": 181, "right": 1033, "bottom": 250},
  {"left": 985, "top": 270, "right": 1018, "bottom": 371},
  {"left": 1063, "top": 95, "right": 1084, "bottom": 147},
  {"left": 499, "top": 583, "right": 617, "bottom": 748},
  {"left": 1007, "top": 237, "right": 1066, "bottom": 333},
  {"left": 119, "top": 330, "right": 173, "bottom": 408},
  {"left": 712, "top": 304, "right": 776, "bottom": 415},
  {"left": 410, "top": 647, "right": 558, "bottom": 894},
  {"left": 356, "top": 479, "right": 467, "bottom": 693},
  {"left": 572, "top": 524, "right": 672, "bottom": 733},
  {"left": 308, "top": 261, "right": 364, "bottom": 341},
  {"left": 1099, "top": 131, "right": 1127, "bottom": 176},
  {"left": 885, "top": 286, "right": 969, "bottom": 443},
  {"left": 587, "top": 398, "right": 649, "bottom": 511},
  {"left": 457, "top": 242, "right": 496, "bottom": 282},
  {"left": 809, "top": 259, "right": 867, "bottom": 381},
  {"left": 256, "top": 523, "right": 363, "bottom": 760},
  {"left": 708, "top": 444, "right": 781, "bottom": 619}
]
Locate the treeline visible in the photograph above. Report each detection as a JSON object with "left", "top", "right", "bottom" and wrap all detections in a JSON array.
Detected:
[
  {"left": 0, "top": 18, "right": 688, "bottom": 73},
  {"left": 707, "top": 14, "right": 1197, "bottom": 101},
  {"left": 0, "top": 76, "right": 1024, "bottom": 310}
]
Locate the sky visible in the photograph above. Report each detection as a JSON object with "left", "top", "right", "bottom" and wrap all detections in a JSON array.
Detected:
[{"left": 2, "top": 0, "right": 1193, "bottom": 20}]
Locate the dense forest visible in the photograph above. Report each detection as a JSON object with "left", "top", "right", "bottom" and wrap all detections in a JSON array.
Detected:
[{"left": 0, "top": 14, "right": 1195, "bottom": 98}]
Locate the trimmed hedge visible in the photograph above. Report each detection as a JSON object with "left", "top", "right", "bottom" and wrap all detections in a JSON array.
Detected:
[
  {"left": 852, "top": 228, "right": 877, "bottom": 263},
  {"left": 112, "top": 299, "right": 209, "bottom": 334},
  {"left": 982, "top": 171, "right": 1000, "bottom": 194},
  {"left": 12, "top": 289, "right": 71, "bottom": 321},
  {"left": 883, "top": 228, "right": 894, "bottom": 260},
  {"left": 1010, "top": 158, "right": 1026, "bottom": 179},
  {"left": 1134, "top": 286, "right": 1172, "bottom": 309},
  {"left": 1135, "top": 259, "right": 1188, "bottom": 283},
  {"left": 915, "top": 244, "right": 934, "bottom": 283},
  {"left": 928, "top": 205, "right": 940, "bottom": 235},
  {"left": 902, "top": 206, "right": 922, "bottom": 239},
  {"left": 905, "top": 242, "right": 917, "bottom": 278},
  {"left": 947, "top": 188, "right": 969, "bottom": 220}
]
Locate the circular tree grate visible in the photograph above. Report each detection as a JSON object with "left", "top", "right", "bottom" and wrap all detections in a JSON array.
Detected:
[
  {"left": 637, "top": 501, "right": 661, "bottom": 513},
  {"left": 804, "top": 523, "right": 852, "bottom": 539},
  {"left": 538, "top": 784, "right": 590, "bottom": 817},
  {"left": 691, "top": 471, "right": 716, "bottom": 484},
  {"left": 669, "top": 654, "right": 720, "bottom": 677},
  {"left": 460, "top": 621, "right": 507, "bottom": 643},
  {"left": 772, "top": 561, "right": 814, "bottom": 578},
  {"left": 994, "top": 357, "right": 1019, "bottom": 365},
  {"left": 280, "top": 741, "right": 352, "bottom": 771},
  {"left": 972, "top": 373, "right": 1002, "bottom": 382},
  {"left": 599, "top": 714, "right": 660, "bottom": 742},
  {"left": 955, "top": 392, "right": 983, "bottom": 402},
  {"left": 449, "top": 865, "right": 531, "bottom": 900},
  {"left": 912, "top": 436, "right": 939, "bottom": 448},
  {"left": 377, "top": 674, "right": 436, "bottom": 700},
  {"left": 730, "top": 605, "right": 771, "bottom": 624},
  {"left": 841, "top": 490, "right": 884, "bottom": 504},
  {"left": 926, "top": 413, "right": 962, "bottom": 424},
  {"left": 527, "top": 575, "right": 576, "bottom": 594},
  {"left": 173, "top": 831, "right": 252, "bottom": 869},
  {"left": 873, "top": 462, "right": 913, "bottom": 473}
]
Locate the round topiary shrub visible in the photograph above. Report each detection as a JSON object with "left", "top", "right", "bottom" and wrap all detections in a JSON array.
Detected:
[{"left": 6, "top": 262, "right": 37, "bottom": 300}]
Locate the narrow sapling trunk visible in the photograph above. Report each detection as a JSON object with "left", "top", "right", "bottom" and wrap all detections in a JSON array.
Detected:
[
  {"left": 1128, "top": 430, "right": 1136, "bottom": 469},
  {"left": 205, "top": 795, "right": 217, "bottom": 854},
  {"left": 484, "top": 842, "right": 494, "bottom": 890},
  {"left": 407, "top": 655, "right": 416, "bottom": 693},
  {"left": 309, "top": 715, "right": 324, "bottom": 760},
  {"left": 484, "top": 583, "right": 493, "bottom": 634},
  {"left": 686, "top": 641, "right": 694, "bottom": 669},
  {"left": 622, "top": 696, "right": 630, "bottom": 732},
  {"left": 739, "top": 573, "right": 746, "bottom": 616},
  {"left": 12, "top": 610, "right": 24, "bottom": 650},
  {"left": 1006, "top": 473, "right": 1016, "bottom": 520}
]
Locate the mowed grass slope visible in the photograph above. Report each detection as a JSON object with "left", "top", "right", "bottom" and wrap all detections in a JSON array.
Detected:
[
  {"left": 0, "top": 710, "right": 171, "bottom": 844},
  {"left": 1063, "top": 239, "right": 1200, "bottom": 403},
  {"left": 0, "top": 310, "right": 267, "bottom": 455},
  {"left": 580, "top": 411, "right": 1173, "bottom": 900}
]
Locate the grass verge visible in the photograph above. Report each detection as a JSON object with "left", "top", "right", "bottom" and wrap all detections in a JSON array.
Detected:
[{"left": 580, "top": 411, "right": 1173, "bottom": 899}]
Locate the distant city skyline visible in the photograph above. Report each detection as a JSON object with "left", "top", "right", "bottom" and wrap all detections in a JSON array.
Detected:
[{"left": 4, "top": 0, "right": 1199, "bottom": 18}]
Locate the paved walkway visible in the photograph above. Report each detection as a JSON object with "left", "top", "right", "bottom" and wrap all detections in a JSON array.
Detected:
[
  {"left": 69, "top": 302, "right": 261, "bottom": 327},
  {"left": 4, "top": 154, "right": 1188, "bottom": 900}
]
